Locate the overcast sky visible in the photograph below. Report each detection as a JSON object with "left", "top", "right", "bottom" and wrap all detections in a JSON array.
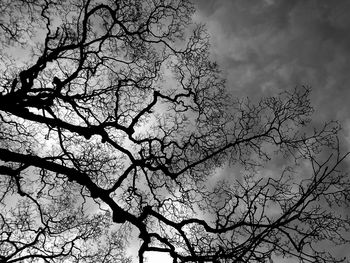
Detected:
[
  {"left": 193, "top": 0, "right": 350, "bottom": 153},
  {"left": 5, "top": 1, "right": 350, "bottom": 262},
  {"left": 180, "top": 1, "right": 350, "bottom": 262}
]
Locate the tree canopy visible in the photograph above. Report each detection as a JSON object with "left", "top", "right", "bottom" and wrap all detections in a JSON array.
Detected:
[{"left": 0, "top": 0, "right": 349, "bottom": 262}]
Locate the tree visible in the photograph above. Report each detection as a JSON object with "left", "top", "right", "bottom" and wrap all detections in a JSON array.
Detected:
[{"left": 0, "top": 0, "right": 349, "bottom": 262}]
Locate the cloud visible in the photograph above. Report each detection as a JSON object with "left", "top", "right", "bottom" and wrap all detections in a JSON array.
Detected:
[
  {"left": 193, "top": 0, "right": 350, "bottom": 128},
  {"left": 192, "top": 1, "right": 350, "bottom": 261}
]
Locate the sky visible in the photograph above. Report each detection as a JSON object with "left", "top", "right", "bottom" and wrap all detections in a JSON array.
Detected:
[
  {"left": 192, "top": 0, "right": 350, "bottom": 144},
  {"left": 179, "top": 1, "right": 350, "bottom": 262},
  {"left": 2, "top": 1, "right": 350, "bottom": 262},
  {"left": 150, "top": 1, "right": 350, "bottom": 262}
]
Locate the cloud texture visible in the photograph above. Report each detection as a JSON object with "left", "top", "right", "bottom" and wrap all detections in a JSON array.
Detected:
[
  {"left": 192, "top": 1, "right": 350, "bottom": 260},
  {"left": 194, "top": 0, "right": 350, "bottom": 129}
]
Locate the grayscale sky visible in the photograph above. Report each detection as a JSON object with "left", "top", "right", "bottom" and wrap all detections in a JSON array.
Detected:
[
  {"left": 147, "top": 2, "right": 350, "bottom": 262},
  {"left": 193, "top": 0, "right": 350, "bottom": 152},
  {"left": 186, "top": 1, "right": 350, "bottom": 262},
  {"left": 3, "top": 1, "right": 350, "bottom": 262}
]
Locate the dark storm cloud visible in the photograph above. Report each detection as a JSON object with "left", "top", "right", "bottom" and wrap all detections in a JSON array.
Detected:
[{"left": 194, "top": 0, "right": 350, "bottom": 131}]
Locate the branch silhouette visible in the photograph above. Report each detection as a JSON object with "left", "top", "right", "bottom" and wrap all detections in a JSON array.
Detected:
[{"left": 0, "top": 1, "right": 349, "bottom": 263}]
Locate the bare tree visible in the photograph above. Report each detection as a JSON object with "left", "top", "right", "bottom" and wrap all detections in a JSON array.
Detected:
[{"left": 0, "top": 0, "right": 349, "bottom": 262}]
